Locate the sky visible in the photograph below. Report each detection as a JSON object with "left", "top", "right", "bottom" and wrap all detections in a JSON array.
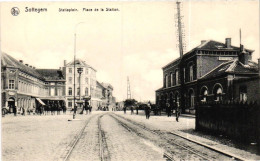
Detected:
[{"left": 1, "top": 1, "right": 259, "bottom": 102}]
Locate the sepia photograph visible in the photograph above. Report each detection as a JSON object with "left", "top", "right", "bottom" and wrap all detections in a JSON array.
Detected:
[{"left": 1, "top": 1, "right": 260, "bottom": 160}]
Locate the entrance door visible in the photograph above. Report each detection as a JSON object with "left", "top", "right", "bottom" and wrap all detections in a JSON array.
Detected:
[{"left": 8, "top": 98, "right": 15, "bottom": 113}]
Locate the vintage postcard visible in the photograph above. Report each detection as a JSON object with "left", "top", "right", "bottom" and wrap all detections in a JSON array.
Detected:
[{"left": 1, "top": 1, "right": 259, "bottom": 161}]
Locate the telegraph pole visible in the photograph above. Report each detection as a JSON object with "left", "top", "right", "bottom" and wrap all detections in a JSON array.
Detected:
[
  {"left": 127, "top": 77, "right": 131, "bottom": 99},
  {"left": 175, "top": 1, "right": 186, "bottom": 113}
]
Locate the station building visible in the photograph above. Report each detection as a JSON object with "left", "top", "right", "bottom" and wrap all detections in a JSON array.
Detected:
[{"left": 156, "top": 38, "right": 260, "bottom": 114}]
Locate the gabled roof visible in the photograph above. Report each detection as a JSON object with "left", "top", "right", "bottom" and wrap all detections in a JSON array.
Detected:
[
  {"left": 36, "top": 69, "right": 65, "bottom": 81},
  {"left": 66, "top": 59, "right": 97, "bottom": 71},
  {"left": 163, "top": 39, "right": 254, "bottom": 69},
  {"left": 66, "top": 59, "right": 90, "bottom": 67},
  {"left": 196, "top": 40, "right": 254, "bottom": 52},
  {"left": 1, "top": 52, "right": 44, "bottom": 80},
  {"left": 101, "top": 82, "right": 113, "bottom": 90},
  {"left": 200, "top": 60, "right": 258, "bottom": 80},
  {"left": 96, "top": 81, "right": 105, "bottom": 89}
]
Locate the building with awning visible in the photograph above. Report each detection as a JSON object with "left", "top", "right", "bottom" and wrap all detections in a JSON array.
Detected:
[
  {"left": 1, "top": 53, "right": 66, "bottom": 114},
  {"left": 36, "top": 98, "right": 45, "bottom": 105}
]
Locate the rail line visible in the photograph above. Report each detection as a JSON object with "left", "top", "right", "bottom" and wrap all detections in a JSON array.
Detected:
[
  {"left": 61, "top": 114, "right": 110, "bottom": 161},
  {"left": 111, "top": 113, "right": 244, "bottom": 161},
  {"left": 61, "top": 115, "right": 94, "bottom": 161},
  {"left": 98, "top": 114, "right": 110, "bottom": 161}
]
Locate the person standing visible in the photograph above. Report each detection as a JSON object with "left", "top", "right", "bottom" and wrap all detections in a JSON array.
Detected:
[
  {"left": 130, "top": 106, "right": 134, "bottom": 115},
  {"left": 13, "top": 105, "right": 17, "bottom": 116},
  {"left": 145, "top": 102, "right": 151, "bottom": 119},
  {"left": 123, "top": 106, "right": 126, "bottom": 114},
  {"left": 136, "top": 105, "right": 139, "bottom": 115},
  {"left": 166, "top": 103, "right": 171, "bottom": 117},
  {"left": 73, "top": 103, "right": 77, "bottom": 119},
  {"left": 175, "top": 102, "right": 181, "bottom": 122}
]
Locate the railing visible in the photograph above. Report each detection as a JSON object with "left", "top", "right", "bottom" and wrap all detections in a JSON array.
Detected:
[{"left": 196, "top": 101, "right": 260, "bottom": 145}]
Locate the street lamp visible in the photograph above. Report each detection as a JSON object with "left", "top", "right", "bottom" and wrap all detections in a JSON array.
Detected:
[
  {"left": 77, "top": 67, "right": 83, "bottom": 102},
  {"left": 73, "top": 22, "right": 86, "bottom": 119}
]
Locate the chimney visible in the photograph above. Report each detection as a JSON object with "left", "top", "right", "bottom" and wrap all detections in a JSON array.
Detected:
[
  {"left": 238, "top": 45, "right": 249, "bottom": 65},
  {"left": 201, "top": 40, "right": 206, "bottom": 44},
  {"left": 64, "top": 60, "right": 67, "bottom": 66},
  {"left": 19, "top": 60, "right": 23, "bottom": 63},
  {"left": 225, "top": 38, "right": 231, "bottom": 48},
  {"left": 25, "top": 64, "right": 29, "bottom": 66}
]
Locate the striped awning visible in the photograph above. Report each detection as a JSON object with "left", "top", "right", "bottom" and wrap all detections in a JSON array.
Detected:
[{"left": 36, "top": 98, "right": 46, "bottom": 105}]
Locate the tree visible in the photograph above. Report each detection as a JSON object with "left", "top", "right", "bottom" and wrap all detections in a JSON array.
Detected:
[{"left": 124, "top": 99, "right": 137, "bottom": 107}]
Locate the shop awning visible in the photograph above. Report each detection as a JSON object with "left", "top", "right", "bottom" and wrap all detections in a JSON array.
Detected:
[{"left": 36, "top": 98, "right": 46, "bottom": 105}]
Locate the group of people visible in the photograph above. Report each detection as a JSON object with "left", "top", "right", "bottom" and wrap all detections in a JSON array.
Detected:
[
  {"left": 123, "top": 101, "right": 181, "bottom": 121},
  {"left": 38, "top": 103, "right": 67, "bottom": 115},
  {"left": 165, "top": 101, "right": 181, "bottom": 121}
]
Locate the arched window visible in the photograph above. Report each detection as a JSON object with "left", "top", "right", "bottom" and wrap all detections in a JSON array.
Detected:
[
  {"left": 200, "top": 87, "right": 208, "bottom": 102},
  {"left": 85, "top": 87, "right": 89, "bottom": 96},
  {"left": 189, "top": 65, "right": 194, "bottom": 81},
  {"left": 68, "top": 87, "right": 72, "bottom": 95},
  {"left": 188, "top": 89, "right": 195, "bottom": 108},
  {"left": 213, "top": 84, "right": 223, "bottom": 102},
  {"left": 175, "top": 70, "right": 179, "bottom": 85},
  {"left": 174, "top": 91, "right": 180, "bottom": 106},
  {"left": 165, "top": 74, "right": 168, "bottom": 88},
  {"left": 239, "top": 86, "right": 247, "bottom": 102},
  {"left": 170, "top": 73, "right": 173, "bottom": 87}
]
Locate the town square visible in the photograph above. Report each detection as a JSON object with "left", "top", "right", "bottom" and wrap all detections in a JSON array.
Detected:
[{"left": 1, "top": 1, "right": 260, "bottom": 161}]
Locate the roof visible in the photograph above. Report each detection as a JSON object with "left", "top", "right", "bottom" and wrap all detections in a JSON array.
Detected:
[
  {"left": 96, "top": 81, "right": 105, "bottom": 89},
  {"left": 101, "top": 82, "right": 113, "bottom": 90},
  {"left": 196, "top": 40, "right": 254, "bottom": 52},
  {"left": 1, "top": 52, "right": 44, "bottom": 80},
  {"left": 163, "top": 39, "right": 254, "bottom": 69},
  {"left": 200, "top": 60, "right": 258, "bottom": 80},
  {"left": 36, "top": 69, "right": 65, "bottom": 81},
  {"left": 66, "top": 59, "right": 97, "bottom": 71}
]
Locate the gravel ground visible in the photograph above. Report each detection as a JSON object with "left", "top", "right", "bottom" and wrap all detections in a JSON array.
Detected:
[{"left": 115, "top": 110, "right": 260, "bottom": 160}]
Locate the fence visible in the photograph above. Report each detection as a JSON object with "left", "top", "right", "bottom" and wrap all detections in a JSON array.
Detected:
[{"left": 195, "top": 101, "right": 260, "bottom": 145}]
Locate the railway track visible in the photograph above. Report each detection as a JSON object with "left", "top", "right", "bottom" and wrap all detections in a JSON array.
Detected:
[
  {"left": 60, "top": 113, "right": 110, "bottom": 161},
  {"left": 98, "top": 114, "right": 111, "bottom": 161},
  {"left": 111, "top": 113, "right": 244, "bottom": 161}
]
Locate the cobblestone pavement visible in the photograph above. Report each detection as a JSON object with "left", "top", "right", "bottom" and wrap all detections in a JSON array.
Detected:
[
  {"left": 115, "top": 110, "right": 260, "bottom": 160},
  {"left": 2, "top": 111, "right": 260, "bottom": 161},
  {"left": 67, "top": 114, "right": 101, "bottom": 161},
  {"left": 101, "top": 114, "right": 165, "bottom": 161},
  {"left": 2, "top": 112, "right": 95, "bottom": 161}
]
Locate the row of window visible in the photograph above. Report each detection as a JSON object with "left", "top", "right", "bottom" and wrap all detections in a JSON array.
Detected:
[
  {"left": 164, "top": 65, "right": 195, "bottom": 88},
  {"left": 17, "top": 80, "right": 48, "bottom": 96},
  {"left": 68, "top": 77, "right": 89, "bottom": 84},
  {"left": 68, "top": 68, "right": 89, "bottom": 74},
  {"left": 68, "top": 87, "right": 89, "bottom": 96}
]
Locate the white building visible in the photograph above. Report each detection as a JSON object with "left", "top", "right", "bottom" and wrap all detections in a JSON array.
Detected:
[{"left": 62, "top": 59, "right": 102, "bottom": 110}]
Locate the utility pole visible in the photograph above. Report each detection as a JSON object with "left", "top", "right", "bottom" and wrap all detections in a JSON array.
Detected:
[
  {"left": 175, "top": 1, "right": 186, "bottom": 113},
  {"left": 127, "top": 77, "right": 131, "bottom": 99},
  {"left": 176, "top": 1, "right": 184, "bottom": 58}
]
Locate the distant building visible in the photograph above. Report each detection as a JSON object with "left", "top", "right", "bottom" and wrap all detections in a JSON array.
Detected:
[
  {"left": 1, "top": 53, "right": 65, "bottom": 113},
  {"left": 62, "top": 59, "right": 101, "bottom": 109},
  {"left": 156, "top": 38, "right": 259, "bottom": 114},
  {"left": 36, "top": 69, "right": 66, "bottom": 105},
  {"left": 96, "top": 81, "right": 116, "bottom": 109}
]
